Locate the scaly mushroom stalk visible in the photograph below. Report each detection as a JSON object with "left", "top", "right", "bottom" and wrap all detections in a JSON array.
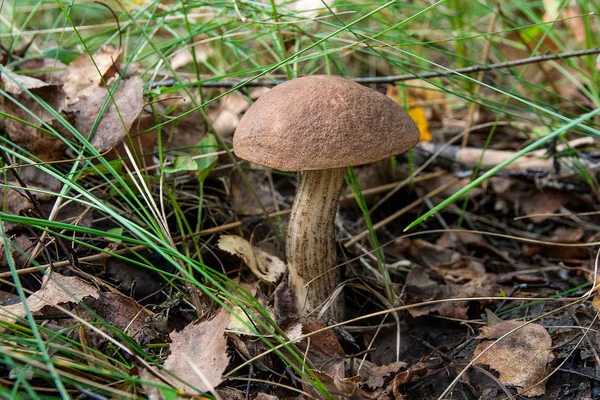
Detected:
[{"left": 286, "top": 168, "right": 346, "bottom": 321}]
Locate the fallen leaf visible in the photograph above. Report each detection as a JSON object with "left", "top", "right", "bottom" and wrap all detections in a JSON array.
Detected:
[
  {"left": 472, "top": 319, "right": 554, "bottom": 396},
  {"left": 170, "top": 40, "right": 212, "bottom": 71},
  {"left": 300, "top": 317, "right": 345, "bottom": 375},
  {"left": 430, "top": 260, "right": 486, "bottom": 283},
  {"left": 17, "top": 57, "right": 69, "bottom": 85},
  {"left": 107, "top": 112, "right": 159, "bottom": 171},
  {"left": 0, "top": 273, "right": 99, "bottom": 325},
  {"left": 78, "top": 292, "right": 155, "bottom": 343},
  {"left": 62, "top": 45, "right": 122, "bottom": 102},
  {"left": 161, "top": 109, "right": 206, "bottom": 150},
  {"left": 409, "top": 239, "right": 461, "bottom": 268},
  {"left": 1, "top": 69, "right": 71, "bottom": 161},
  {"left": 406, "top": 266, "right": 497, "bottom": 319},
  {"left": 218, "top": 235, "right": 286, "bottom": 284},
  {"left": 255, "top": 394, "right": 279, "bottom": 400},
  {"left": 163, "top": 308, "right": 230, "bottom": 394},
  {"left": 349, "top": 359, "right": 407, "bottom": 389},
  {"left": 0, "top": 234, "right": 35, "bottom": 269},
  {"left": 221, "top": 91, "right": 251, "bottom": 114},
  {"left": 230, "top": 168, "right": 276, "bottom": 216},
  {"left": 0, "top": 186, "right": 33, "bottom": 226},
  {"left": 227, "top": 281, "right": 266, "bottom": 336},
  {"left": 435, "top": 230, "right": 485, "bottom": 249},
  {"left": 520, "top": 190, "right": 569, "bottom": 223},
  {"left": 273, "top": 279, "right": 299, "bottom": 329},
  {"left": 208, "top": 107, "right": 240, "bottom": 138},
  {"left": 299, "top": 317, "right": 349, "bottom": 399},
  {"left": 67, "top": 75, "right": 144, "bottom": 152},
  {"left": 551, "top": 227, "right": 584, "bottom": 242}
]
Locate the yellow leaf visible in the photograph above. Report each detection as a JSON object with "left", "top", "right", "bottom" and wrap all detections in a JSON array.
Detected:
[
  {"left": 386, "top": 86, "right": 431, "bottom": 142},
  {"left": 407, "top": 97, "right": 431, "bottom": 142}
]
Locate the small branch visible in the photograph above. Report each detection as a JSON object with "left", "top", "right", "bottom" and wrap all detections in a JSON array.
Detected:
[{"left": 149, "top": 48, "right": 600, "bottom": 89}]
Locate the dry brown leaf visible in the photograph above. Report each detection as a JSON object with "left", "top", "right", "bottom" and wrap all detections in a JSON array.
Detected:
[
  {"left": 299, "top": 318, "right": 349, "bottom": 398},
  {"left": 79, "top": 292, "right": 154, "bottom": 343},
  {"left": 520, "top": 190, "right": 569, "bottom": 223},
  {"left": 299, "top": 317, "right": 345, "bottom": 375},
  {"left": 2, "top": 69, "right": 49, "bottom": 93},
  {"left": 161, "top": 109, "right": 207, "bottom": 150},
  {"left": 227, "top": 281, "right": 267, "bottom": 336},
  {"left": 18, "top": 167, "right": 62, "bottom": 193},
  {"left": 255, "top": 394, "right": 279, "bottom": 400},
  {"left": 221, "top": 91, "right": 250, "bottom": 114},
  {"left": 0, "top": 234, "right": 35, "bottom": 269},
  {"left": 216, "top": 388, "right": 245, "bottom": 400},
  {"left": 535, "top": 226, "right": 589, "bottom": 261},
  {"left": 1, "top": 69, "right": 71, "bottom": 161},
  {"left": 473, "top": 319, "right": 554, "bottom": 396},
  {"left": 349, "top": 359, "right": 407, "bottom": 390},
  {"left": 273, "top": 279, "right": 299, "bottom": 329},
  {"left": 0, "top": 186, "right": 33, "bottom": 221},
  {"left": 17, "top": 58, "right": 69, "bottom": 85},
  {"left": 218, "top": 235, "right": 286, "bottom": 284},
  {"left": 409, "top": 239, "right": 461, "bottom": 268},
  {"left": 163, "top": 308, "right": 230, "bottom": 394},
  {"left": 406, "top": 266, "right": 497, "bottom": 319},
  {"left": 551, "top": 226, "right": 584, "bottom": 242},
  {"left": 106, "top": 112, "right": 159, "bottom": 172},
  {"left": 430, "top": 260, "right": 486, "bottom": 283},
  {"left": 67, "top": 76, "right": 144, "bottom": 152},
  {"left": 230, "top": 168, "right": 276, "bottom": 216},
  {"left": 435, "top": 230, "right": 485, "bottom": 249},
  {"left": 63, "top": 45, "right": 122, "bottom": 102},
  {"left": 170, "top": 41, "right": 212, "bottom": 71},
  {"left": 0, "top": 273, "right": 99, "bottom": 324},
  {"left": 208, "top": 107, "right": 239, "bottom": 138}
]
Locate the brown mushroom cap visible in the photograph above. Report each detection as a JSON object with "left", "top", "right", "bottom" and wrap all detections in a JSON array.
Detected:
[{"left": 233, "top": 75, "right": 420, "bottom": 172}]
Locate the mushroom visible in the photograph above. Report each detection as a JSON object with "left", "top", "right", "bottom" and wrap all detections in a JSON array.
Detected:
[{"left": 233, "top": 75, "right": 420, "bottom": 320}]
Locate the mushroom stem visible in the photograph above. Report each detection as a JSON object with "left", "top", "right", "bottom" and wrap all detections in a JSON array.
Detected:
[{"left": 286, "top": 167, "right": 346, "bottom": 321}]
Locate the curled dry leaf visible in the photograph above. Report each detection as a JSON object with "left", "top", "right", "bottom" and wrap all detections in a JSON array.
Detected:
[
  {"left": 163, "top": 308, "right": 230, "bottom": 394},
  {"left": 1, "top": 69, "right": 71, "bottom": 161},
  {"left": 0, "top": 273, "right": 99, "bottom": 325},
  {"left": 472, "top": 319, "right": 554, "bottom": 396},
  {"left": 255, "top": 393, "right": 279, "bottom": 400},
  {"left": 218, "top": 235, "right": 286, "bottom": 284}
]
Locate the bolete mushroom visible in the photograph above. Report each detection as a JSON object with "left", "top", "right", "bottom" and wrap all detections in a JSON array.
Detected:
[{"left": 233, "top": 75, "right": 420, "bottom": 320}]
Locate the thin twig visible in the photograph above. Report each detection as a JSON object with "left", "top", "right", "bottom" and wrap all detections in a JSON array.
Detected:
[{"left": 149, "top": 48, "right": 600, "bottom": 88}]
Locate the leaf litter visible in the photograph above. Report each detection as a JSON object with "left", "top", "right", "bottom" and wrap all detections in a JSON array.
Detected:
[{"left": 2, "top": 3, "right": 600, "bottom": 400}]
